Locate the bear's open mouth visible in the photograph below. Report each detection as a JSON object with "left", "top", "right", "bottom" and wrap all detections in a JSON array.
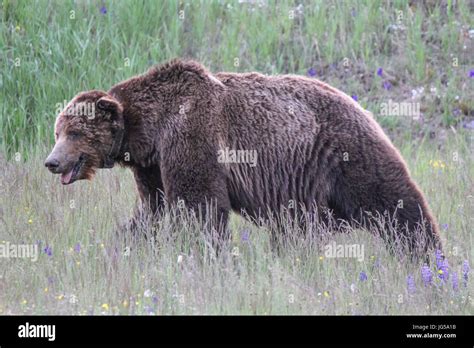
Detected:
[{"left": 61, "top": 154, "right": 86, "bottom": 185}]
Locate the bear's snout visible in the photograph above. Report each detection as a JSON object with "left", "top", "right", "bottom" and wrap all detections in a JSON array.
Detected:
[{"left": 44, "top": 157, "right": 60, "bottom": 172}]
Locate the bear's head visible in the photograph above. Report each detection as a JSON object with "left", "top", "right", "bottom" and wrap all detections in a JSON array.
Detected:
[{"left": 45, "top": 90, "right": 124, "bottom": 185}]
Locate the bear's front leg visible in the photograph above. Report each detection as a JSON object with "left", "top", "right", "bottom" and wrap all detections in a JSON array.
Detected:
[
  {"left": 161, "top": 154, "right": 231, "bottom": 244},
  {"left": 116, "top": 165, "right": 165, "bottom": 240}
]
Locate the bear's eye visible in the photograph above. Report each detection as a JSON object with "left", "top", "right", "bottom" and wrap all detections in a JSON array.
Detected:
[{"left": 68, "top": 131, "right": 82, "bottom": 140}]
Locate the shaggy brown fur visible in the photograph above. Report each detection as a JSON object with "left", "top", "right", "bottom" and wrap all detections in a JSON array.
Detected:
[{"left": 45, "top": 59, "right": 442, "bottom": 256}]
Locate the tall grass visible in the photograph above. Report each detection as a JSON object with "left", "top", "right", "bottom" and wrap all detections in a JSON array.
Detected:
[{"left": 0, "top": 135, "right": 471, "bottom": 315}]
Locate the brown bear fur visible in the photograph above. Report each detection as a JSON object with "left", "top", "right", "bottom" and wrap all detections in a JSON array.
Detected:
[{"left": 45, "top": 59, "right": 442, "bottom": 256}]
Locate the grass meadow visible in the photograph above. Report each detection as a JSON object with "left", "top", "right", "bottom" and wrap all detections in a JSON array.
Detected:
[{"left": 1, "top": 0, "right": 473, "bottom": 315}]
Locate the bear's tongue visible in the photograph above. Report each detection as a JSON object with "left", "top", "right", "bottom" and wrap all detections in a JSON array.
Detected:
[{"left": 61, "top": 169, "right": 74, "bottom": 185}]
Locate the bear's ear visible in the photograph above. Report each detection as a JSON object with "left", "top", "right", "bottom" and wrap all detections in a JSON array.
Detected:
[{"left": 96, "top": 96, "right": 123, "bottom": 118}]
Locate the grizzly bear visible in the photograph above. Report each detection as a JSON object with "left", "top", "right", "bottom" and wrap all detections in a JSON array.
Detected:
[{"left": 45, "top": 59, "right": 442, "bottom": 256}]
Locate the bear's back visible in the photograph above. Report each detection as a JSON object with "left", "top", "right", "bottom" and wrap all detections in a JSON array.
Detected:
[{"left": 214, "top": 71, "right": 403, "bottom": 220}]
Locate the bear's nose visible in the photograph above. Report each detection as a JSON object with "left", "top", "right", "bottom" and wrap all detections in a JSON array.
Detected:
[{"left": 44, "top": 158, "right": 60, "bottom": 169}]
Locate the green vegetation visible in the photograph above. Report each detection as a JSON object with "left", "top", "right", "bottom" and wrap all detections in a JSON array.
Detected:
[{"left": 1, "top": 0, "right": 472, "bottom": 155}]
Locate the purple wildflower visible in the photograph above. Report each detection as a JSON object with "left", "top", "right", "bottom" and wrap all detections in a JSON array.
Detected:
[
  {"left": 452, "top": 272, "right": 459, "bottom": 291},
  {"left": 407, "top": 275, "right": 416, "bottom": 294},
  {"left": 373, "top": 258, "right": 381, "bottom": 268},
  {"left": 100, "top": 6, "right": 107, "bottom": 15},
  {"left": 441, "top": 223, "right": 449, "bottom": 230},
  {"left": 382, "top": 81, "right": 392, "bottom": 90},
  {"left": 74, "top": 243, "right": 81, "bottom": 253},
  {"left": 377, "top": 67, "right": 383, "bottom": 77},
  {"left": 437, "top": 258, "right": 449, "bottom": 281},
  {"left": 434, "top": 250, "right": 448, "bottom": 281},
  {"left": 44, "top": 245, "right": 52, "bottom": 257},
  {"left": 307, "top": 68, "right": 317, "bottom": 77},
  {"left": 453, "top": 108, "right": 461, "bottom": 117},
  {"left": 469, "top": 69, "right": 474, "bottom": 78},
  {"left": 359, "top": 271, "right": 367, "bottom": 282},
  {"left": 435, "top": 249, "right": 444, "bottom": 269},
  {"left": 241, "top": 229, "right": 250, "bottom": 242},
  {"left": 421, "top": 264, "right": 432, "bottom": 285},
  {"left": 462, "top": 260, "right": 470, "bottom": 285},
  {"left": 152, "top": 296, "right": 159, "bottom": 304},
  {"left": 463, "top": 120, "right": 474, "bottom": 129},
  {"left": 351, "top": 95, "right": 358, "bottom": 102}
]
